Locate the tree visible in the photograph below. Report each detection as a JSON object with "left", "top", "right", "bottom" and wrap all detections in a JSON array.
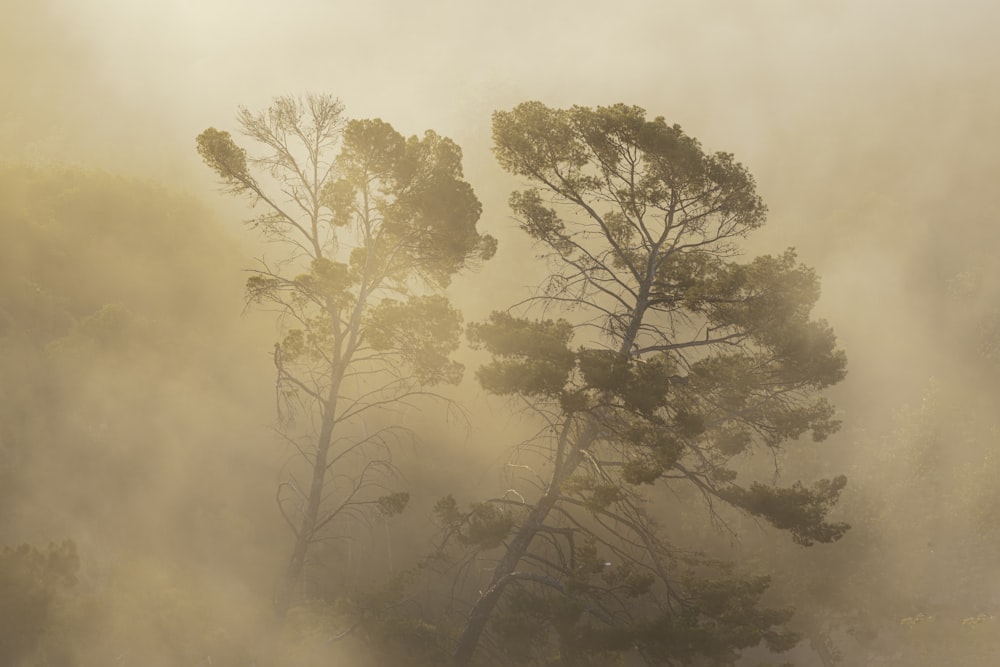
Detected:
[
  {"left": 442, "top": 102, "right": 848, "bottom": 666},
  {"left": 197, "top": 94, "right": 496, "bottom": 612},
  {"left": 0, "top": 164, "right": 291, "bottom": 664}
]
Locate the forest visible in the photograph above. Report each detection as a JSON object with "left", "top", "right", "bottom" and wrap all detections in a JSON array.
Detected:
[{"left": 3, "top": 1, "right": 1000, "bottom": 665}]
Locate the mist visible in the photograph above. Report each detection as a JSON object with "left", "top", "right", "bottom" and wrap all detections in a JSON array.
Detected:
[{"left": 3, "top": 0, "right": 999, "bottom": 664}]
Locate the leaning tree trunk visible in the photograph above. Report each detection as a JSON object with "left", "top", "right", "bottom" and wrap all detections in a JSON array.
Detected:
[
  {"left": 453, "top": 303, "right": 647, "bottom": 664},
  {"left": 452, "top": 489, "right": 562, "bottom": 666},
  {"left": 452, "top": 424, "right": 594, "bottom": 666}
]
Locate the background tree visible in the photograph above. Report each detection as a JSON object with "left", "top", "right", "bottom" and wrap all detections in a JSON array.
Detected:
[
  {"left": 197, "top": 94, "right": 496, "bottom": 612},
  {"left": 0, "top": 163, "right": 288, "bottom": 665},
  {"left": 441, "top": 102, "right": 848, "bottom": 666},
  {"left": 734, "top": 259, "right": 1000, "bottom": 666},
  {"left": 0, "top": 541, "right": 78, "bottom": 665}
]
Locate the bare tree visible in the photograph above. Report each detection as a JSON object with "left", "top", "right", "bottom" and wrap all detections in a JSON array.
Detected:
[
  {"left": 443, "top": 102, "right": 848, "bottom": 666},
  {"left": 197, "top": 94, "right": 495, "bottom": 612}
]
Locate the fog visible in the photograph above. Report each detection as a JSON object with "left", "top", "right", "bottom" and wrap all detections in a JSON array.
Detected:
[{"left": 3, "top": 0, "right": 999, "bottom": 664}]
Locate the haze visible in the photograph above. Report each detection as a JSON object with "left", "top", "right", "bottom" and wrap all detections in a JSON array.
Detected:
[{"left": 3, "top": 0, "right": 999, "bottom": 664}]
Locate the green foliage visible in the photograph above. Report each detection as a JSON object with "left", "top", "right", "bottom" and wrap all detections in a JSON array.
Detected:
[
  {"left": 674, "top": 410, "right": 706, "bottom": 438},
  {"left": 295, "top": 258, "right": 354, "bottom": 305},
  {"left": 708, "top": 252, "right": 845, "bottom": 388},
  {"left": 433, "top": 495, "right": 515, "bottom": 551},
  {"left": 621, "top": 459, "right": 665, "bottom": 485},
  {"left": 617, "top": 420, "right": 685, "bottom": 483},
  {"left": 376, "top": 491, "right": 410, "bottom": 517},
  {"left": 365, "top": 294, "right": 464, "bottom": 384},
  {"left": 539, "top": 573, "right": 799, "bottom": 666},
  {"left": 489, "top": 569, "right": 797, "bottom": 666},
  {"left": 722, "top": 477, "right": 850, "bottom": 546},
  {"left": 321, "top": 178, "right": 357, "bottom": 228},
  {"left": 338, "top": 118, "right": 407, "bottom": 180},
  {"left": 689, "top": 353, "right": 842, "bottom": 445},
  {"left": 577, "top": 349, "right": 676, "bottom": 414},
  {"left": 195, "top": 127, "right": 252, "bottom": 192},
  {"left": 493, "top": 102, "right": 767, "bottom": 248},
  {"left": 245, "top": 274, "right": 281, "bottom": 304},
  {"left": 672, "top": 250, "right": 848, "bottom": 393},
  {"left": 576, "top": 348, "right": 629, "bottom": 390},
  {"left": 199, "top": 95, "right": 495, "bottom": 291},
  {"left": 462, "top": 504, "right": 515, "bottom": 550},
  {"left": 626, "top": 575, "right": 798, "bottom": 663},
  {"left": 468, "top": 311, "right": 576, "bottom": 359},
  {"left": 433, "top": 494, "right": 463, "bottom": 527},
  {"left": 386, "top": 129, "right": 495, "bottom": 283},
  {"left": 333, "top": 120, "right": 495, "bottom": 287},
  {"left": 468, "top": 312, "right": 576, "bottom": 397},
  {"left": 712, "top": 425, "right": 754, "bottom": 456},
  {"left": 508, "top": 189, "right": 575, "bottom": 256},
  {"left": 491, "top": 586, "right": 561, "bottom": 664}
]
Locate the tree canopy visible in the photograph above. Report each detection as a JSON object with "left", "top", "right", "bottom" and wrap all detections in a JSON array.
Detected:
[
  {"left": 443, "top": 102, "right": 848, "bottom": 666},
  {"left": 197, "top": 95, "right": 495, "bottom": 612}
]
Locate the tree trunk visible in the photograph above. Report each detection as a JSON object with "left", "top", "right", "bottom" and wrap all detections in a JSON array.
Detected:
[
  {"left": 452, "top": 490, "right": 561, "bottom": 666},
  {"left": 452, "top": 417, "right": 598, "bottom": 666},
  {"left": 274, "top": 384, "right": 339, "bottom": 614},
  {"left": 453, "top": 318, "right": 644, "bottom": 664}
]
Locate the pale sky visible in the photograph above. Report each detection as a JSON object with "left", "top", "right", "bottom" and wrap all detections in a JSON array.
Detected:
[{"left": 47, "top": 0, "right": 996, "bottom": 146}]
